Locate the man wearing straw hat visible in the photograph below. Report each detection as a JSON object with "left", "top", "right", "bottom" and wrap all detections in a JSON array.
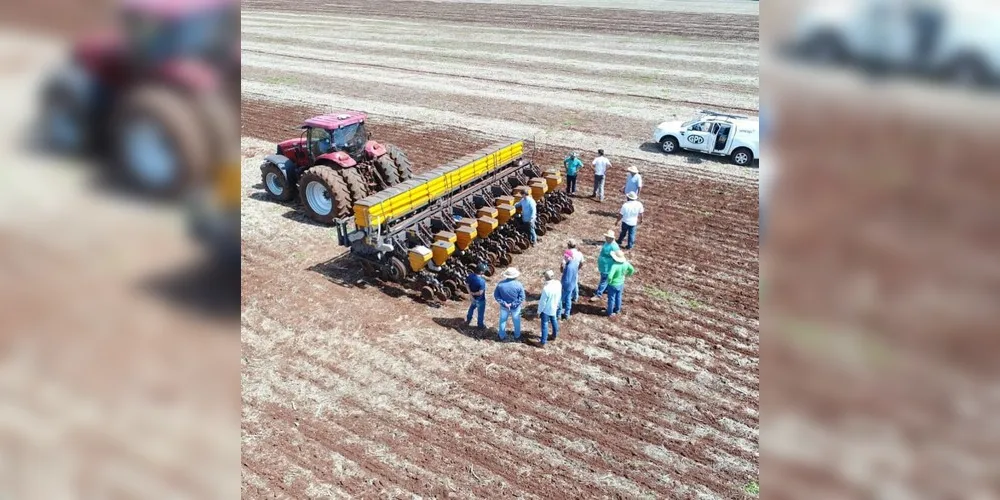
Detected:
[
  {"left": 537, "top": 270, "right": 562, "bottom": 346},
  {"left": 493, "top": 267, "right": 526, "bottom": 341},
  {"left": 623, "top": 165, "right": 643, "bottom": 198},
  {"left": 590, "top": 229, "right": 620, "bottom": 301},
  {"left": 605, "top": 250, "right": 635, "bottom": 317},
  {"left": 617, "top": 191, "right": 645, "bottom": 250}
]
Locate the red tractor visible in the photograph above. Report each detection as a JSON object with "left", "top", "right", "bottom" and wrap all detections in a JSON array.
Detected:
[
  {"left": 41, "top": 0, "right": 239, "bottom": 195},
  {"left": 259, "top": 112, "right": 414, "bottom": 224}
]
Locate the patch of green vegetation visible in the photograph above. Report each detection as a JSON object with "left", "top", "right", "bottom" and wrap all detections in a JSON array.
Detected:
[
  {"left": 744, "top": 481, "right": 759, "bottom": 496},
  {"left": 561, "top": 119, "right": 578, "bottom": 128},
  {"left": 262, "top": 74, "right": 300, "bottom": 86},
  {"left": 644, "top": 286, "right": 703, "bottom": 310}
]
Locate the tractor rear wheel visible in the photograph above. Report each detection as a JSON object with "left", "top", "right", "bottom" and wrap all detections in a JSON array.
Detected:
[
  {"left": 386, "top": 144, "right": 413, "bottom": 181},
  {"left": 374, "top": 155, "right": 400, "bottom": 188},
  {"left": 298, "top": 166, "right": 352, "bottom": 224},
  {"left": 339, "top": 168, "right": 370, "bottom": 204},
  {"left": 113, "top": 85, "right": 210, "bottom": 195}
]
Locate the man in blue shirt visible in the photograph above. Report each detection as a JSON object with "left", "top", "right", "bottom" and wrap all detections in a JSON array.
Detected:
[
  {"left": 623, "top": 166, "right": 642, "bottom": 197},
  {"left": 516, "top": 188, "right": 538, "bottom": 244},
  {"left": 559, "top": 239, "right": 584, "bottom": 320},
  {"left": 537, "top": 270, "right": 562, "bottom": 346},
  {"left": 465, "top": 262, "right": 488, "bottom": 328},
  {"left": 493, "top": 267, "right": 525, "bottom": 341},
  {"left": 563, "top": 151, "right": 582, "bottom": 195}
]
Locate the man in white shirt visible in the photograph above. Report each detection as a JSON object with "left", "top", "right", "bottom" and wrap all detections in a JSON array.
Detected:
[
  {"left": 536, "top": 270, "right": 562, "bottom": 346},
  {"left": 617, "top": 191, "right": 644, "bottom": 250},
  {"left": 591, "top": 149, "right": 611, "bottom": 202}
]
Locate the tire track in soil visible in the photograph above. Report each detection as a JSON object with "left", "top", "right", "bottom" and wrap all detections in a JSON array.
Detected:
[
  {"left": 307, "top": 348, "right": 672, "bottom": 498},
  {"left": 279, "top": 352, "right": 634, "bottom": 499},
  {"left": 279, "top": 327, "right": 667, "bottom": 499},
  {"left": 550, "top": 327, "right": 759, "bottom": 424},
  {"left": 243, "top": 409, "right": 374, "bottom": 496},
  {"left": 258, "top": 402, "right": 436, "bottom": 498},
  {"left": 513, "top": 341, "right": 758, "bottom": 461},
  {"left": 260, "top": 307, "right": 687, "bottom": 498},
  {"left": 243, "top": 0, "right": 759, "bottom": 41},
  {"left": 460, "top": 359, "right": 735, "bottom": 497},
  {"left": 298, "top": 321, "right": 751, "bottom": 498}
]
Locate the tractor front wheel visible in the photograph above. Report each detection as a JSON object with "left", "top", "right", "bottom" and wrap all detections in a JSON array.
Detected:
[
  {"left": 298, "top": 166, "right": 352, "bottom": 224},
  {"left": 261, "top": 162, "right": 295, "bottom": 202}
]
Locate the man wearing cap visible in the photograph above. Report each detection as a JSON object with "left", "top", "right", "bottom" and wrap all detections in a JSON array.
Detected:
[
  {"left": 537, "top": 270, "right": 562, "bottom": 346},
  {"left": 606, "top": 250, "right": 635, "bottom": 317},
  {"left": 563, "top": 152, "right": 582, "bottom": 195},
  {"left": 617, "top": 191, "right": 645, "bottom": 250},
  {"left": 515, "top": 187, "right": 538, "bottom": 245},
  {"left": 559, "top": 240, "right": 585, "bottom": 319},
  {"left": 493, "top": 267, "right": 526, "bottom": 341},
  {"left": 590, "top": 229, "right": 620, "bottom": 301},
  {"left": 464, "top": 262, "right": 489, "bottom": 329},
  {"left": 623, "top": 166, "right": 643, "bottom": 197},
  {"left": 592, "top": 148, "right": 611, "bottom": 202}
]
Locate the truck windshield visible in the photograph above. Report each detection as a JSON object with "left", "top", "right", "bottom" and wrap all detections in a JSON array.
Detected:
[{"left": 681, "top": 118, "right": 699, "bottom": 128}]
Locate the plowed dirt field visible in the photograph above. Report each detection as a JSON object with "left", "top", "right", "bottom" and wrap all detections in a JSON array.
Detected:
[{"left": 241, "top": 1, "right": 759, "bottom": 498}]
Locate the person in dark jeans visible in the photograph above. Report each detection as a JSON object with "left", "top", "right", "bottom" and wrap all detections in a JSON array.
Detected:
[
  {"left": 616, "top": 191, "right": 644, "bottom": 250},
  {"left": 910, "top": 2, "right": 944, "bottom": 67},
  {"left": 465, "top": 262, "right": 488, "bottom": 328},
  {"left": 563, "top": 152, "right": 582, "bottom": 195}
]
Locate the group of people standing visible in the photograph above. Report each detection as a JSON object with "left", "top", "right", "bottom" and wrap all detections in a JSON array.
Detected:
[
  {"left": 461, "top": 149, "right": 643, "bottom": 346},
  {"left": 464, "top": 237, "right": 636, "bottom": 346}
]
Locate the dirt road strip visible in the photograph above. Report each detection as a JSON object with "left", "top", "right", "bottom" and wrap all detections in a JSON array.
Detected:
[{"left": 242, "top": 0, "right": 759, "bottom": 40}]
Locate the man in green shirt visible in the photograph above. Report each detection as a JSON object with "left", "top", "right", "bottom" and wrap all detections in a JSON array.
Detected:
[
  {"left": 590, "top": 229, "right": 620, "bottom": 301},
  {"left": 563, "top": 151, "right": 582, "bottom": 195},
  {"left": 605, "top": 250, "right": 635, "bottom": 317}
]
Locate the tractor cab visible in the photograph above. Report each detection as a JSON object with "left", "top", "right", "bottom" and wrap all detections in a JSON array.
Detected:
[
  {"left": 120, "top": 0, "right": 237, "bottom": 73},
  {"left": 301, "top": 112, "right": 372, "bottom": 163}
]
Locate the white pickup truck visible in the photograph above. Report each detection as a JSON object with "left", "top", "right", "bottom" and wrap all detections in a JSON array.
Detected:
[
  {"left": 653, "top": 111, "right": 760, "bottom": 166},
  {"left": 786, "top": 0, "right": 1000, "bottom": 87}
]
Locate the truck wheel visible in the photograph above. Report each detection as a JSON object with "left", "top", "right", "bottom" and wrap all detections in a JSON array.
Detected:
[
  {"left": 261, "top": 162, "right": 295, "bottom": 202},
  {"left": 298, "top": 166, "right": 351, "bottom": 223},
  {"left": 339, "top": 167, "right": 370, "bottom": 204},
  {"left": 731, "top": 147, "right": 754, "bottom": 166},
  {"left": 113, "top": 86, "right": 210, "bottom": 195},
  {"left": 945, "top": 54, "right": 990, "bottom": 88},
  {"left": 802, "top": 31, "right": 847, "bottom": 64},
  {"left": 386, "top": 144, "right": 413, "bottom": 181},
  {"left": 659, "top": 136, "right": 679, "bottom": 154},
  {"left": 374, "top": 155, "right": 400, "bottom": 187}
]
